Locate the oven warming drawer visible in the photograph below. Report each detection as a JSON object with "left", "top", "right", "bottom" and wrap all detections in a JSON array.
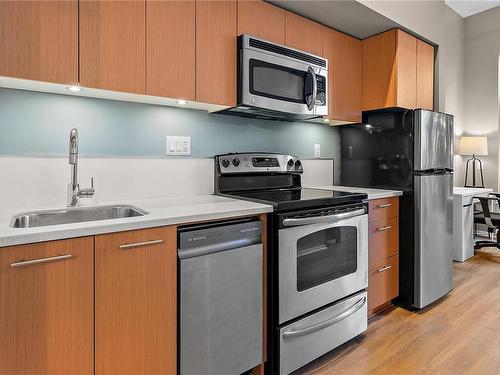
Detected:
[{"left": 279, "top": 290, "right": 367, "bottom": 375}]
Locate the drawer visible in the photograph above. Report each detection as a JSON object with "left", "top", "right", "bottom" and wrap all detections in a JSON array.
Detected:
[
  {"left": 368, "top": 255, "right": 399, "bottom": 314},
  {"left": 368, "top": 197, "right": 399, "bottom": 222},
  {"left": 369, "top": 217, "right": 399, "bottom": 264},
  {"left": 279, "top": 291, "right": 367, "bottom": 375}
]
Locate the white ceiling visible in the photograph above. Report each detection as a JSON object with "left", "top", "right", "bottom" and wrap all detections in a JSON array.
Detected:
[
  {"left": 445, "top": 0, "right": 500, "bottom": 17},
  {"left": 268, "top": 0, "right": 401, "bottom": 39}
]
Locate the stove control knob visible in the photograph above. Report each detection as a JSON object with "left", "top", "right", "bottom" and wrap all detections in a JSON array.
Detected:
[
  {"left": 221, "top": 159, "right": 230, "bottom": 168},
  {"left": 295, "top": 160, "right": 302, "bottom": 169},
  {"left": 232, "top": 158, "right": 240, "bottom": 167},
  {"left": 287, "top": 159, "right": 294, "bottom": 168}
]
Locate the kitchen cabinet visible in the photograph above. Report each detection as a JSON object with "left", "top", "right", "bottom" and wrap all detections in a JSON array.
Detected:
[
  {"left": 285, "top": 11, "right": 323, "bottom": 56},
  {"left": 416, "top": 38, "right": 435, "bottom": 110},
  {"left": 95, "top": 226, "right": 177, "bottom": 375},
  {"left": 238, "top": 0, "right": 285, "bottom": 45},
  {"left": 80, "top": 0, "right": 146, "bottom": 94},
  {"left": 0, "top": 237, "right": 94, "bottom": 375},
  {"left": 362, "top": 29, "right": 434, "bottom": 112},
  {"left": 196, "top": 0, "right": 237, "bottom": 106},
  {"left": 0, "top": 0, "right": 78, "bottom": 84},
  {"left": 147, "top": 0, "right": 195, "bottom": 100},
  {"left": 322, "top": 27, "right": 362, "bottom": 122},
  {"left": 367, "top": 197, "right": 400, "bottom": 316}
]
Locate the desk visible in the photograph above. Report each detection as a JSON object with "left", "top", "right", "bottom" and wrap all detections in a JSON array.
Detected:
[{"left": 453, "top": 187, "right": 493, "bottom": 262}]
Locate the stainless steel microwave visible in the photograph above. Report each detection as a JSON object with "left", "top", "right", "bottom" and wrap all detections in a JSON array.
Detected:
[{"left": 217, "top": 34, "right": 328, "bottom": 121}]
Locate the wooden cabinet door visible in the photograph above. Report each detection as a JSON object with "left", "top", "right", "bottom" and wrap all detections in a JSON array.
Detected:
[
  {"left": 238, "top": 0, "right": 285, "bottom": 45},
  {"left": 147, "top": 0, "right": 195, "bottom": 100},
  {"left": 362, "top": 29, "right": 397, "bottom": 111},
  {"left": 80, "top": 0, "right": 146, "bottom": 94},
  {"left": 195, "top": 0, "right": 237, "bottom": 106},
  {"left": 0, "top": 0, "right": 78, "bottom": 84},
  {"left": 368, "top": 255, "right": 399, "bottom": 316},
  {"left": 322, "top": 27, "right": 362, "bottom": 122},
  {"left": 395, "top": 29, "right": 417, "bottom": 110},
  {"left": 416, "top": 39, "right": 435, "bottom": 110},
  {"left": 95, "top": 226, "right": 177, "bottom": 375},
  {"left": 285, "top": 11, "right": 323, "bottom": 56},
  {"left": 0, "top": 237, "right": 93, "bottom": 375}
]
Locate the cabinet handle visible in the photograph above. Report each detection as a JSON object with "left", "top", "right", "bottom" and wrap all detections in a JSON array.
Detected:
[
  {"left": 377, "top": 225, "right": 392, "bottom": 232},
  {"left": 376, "top": 265, "right": 392, "bottom": 273},
  {"left": 377, "top": 203, "right": 392, "bottom": 208},
  {"left": 119, "top": 239, "right": 163, "bottom": 250},
  {"left": 10, "top": 254, "right": 73, "bottom": 268}
]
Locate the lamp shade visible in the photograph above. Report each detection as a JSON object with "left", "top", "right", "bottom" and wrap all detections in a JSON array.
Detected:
[{"left": 458, "top": 136, "right": 488, "bottom": 156}]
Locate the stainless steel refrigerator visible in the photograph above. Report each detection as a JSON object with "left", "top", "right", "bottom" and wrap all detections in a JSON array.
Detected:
[{"left": 339, "top": 108, "right": 454, "bottom": 309}]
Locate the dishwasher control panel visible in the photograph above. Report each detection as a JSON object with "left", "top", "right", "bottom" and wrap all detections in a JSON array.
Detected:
[{"left": 178, "top": 219, "right": 262, "bottom": 259}]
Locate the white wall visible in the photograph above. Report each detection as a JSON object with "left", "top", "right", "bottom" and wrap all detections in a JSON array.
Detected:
[
  {"left": 358, "top": 0, "right": 466, "bottom": 185},
  {"left": 463, "top": 7, "right": 500, "bottom": 189}
]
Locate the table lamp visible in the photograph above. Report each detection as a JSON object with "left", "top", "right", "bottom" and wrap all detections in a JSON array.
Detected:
[{"left": 458, "top": 136, "right": 488, "bottom": 188}]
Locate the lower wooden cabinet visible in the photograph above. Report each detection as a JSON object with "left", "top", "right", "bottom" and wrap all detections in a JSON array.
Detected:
[
  {"left": 95, "top": 226, "right": 177, "bottom": 375},
  {"left": 367, "top": 197, "right": 400, "bottom": 317},
  {"left": 368, "top": 255, "right": 399, "bottom": 316},
  {"left": 0, "top": 237, "right": 94, "bottom": 375}
]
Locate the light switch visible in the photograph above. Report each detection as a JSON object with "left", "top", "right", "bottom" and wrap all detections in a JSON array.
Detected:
[
  {"left": 166, "top": 136, "right": 191, "bottom": 156},
  {"left": 314, "top": 144, "right": 321, "bottom": 158}
]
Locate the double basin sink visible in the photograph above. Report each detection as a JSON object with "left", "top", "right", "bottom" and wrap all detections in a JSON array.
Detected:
[{"left": 10, "top": 205, "right": 149, "bottom": 228}]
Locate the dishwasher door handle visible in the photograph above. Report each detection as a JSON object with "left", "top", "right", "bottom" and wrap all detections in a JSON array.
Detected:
[{"left": 178, "top": 237, "right": 261, "bottom": 260}]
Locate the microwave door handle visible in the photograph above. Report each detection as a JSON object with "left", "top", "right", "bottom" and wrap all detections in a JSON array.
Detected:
[
  {"left": 305, "top": 66, "right": 317, "bottom": 111},
  {"left": 282, "top": 208, "right": 366, "bottom": 227}
]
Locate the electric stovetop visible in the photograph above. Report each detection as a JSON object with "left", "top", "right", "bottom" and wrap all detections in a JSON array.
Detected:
[{"left": 223, "top": 188, "right": 368, "bottom": 212}]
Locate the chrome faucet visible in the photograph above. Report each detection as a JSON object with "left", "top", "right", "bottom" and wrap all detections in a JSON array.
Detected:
[{"left": 67, "top": 128, "right": 95, "bottom": 207}]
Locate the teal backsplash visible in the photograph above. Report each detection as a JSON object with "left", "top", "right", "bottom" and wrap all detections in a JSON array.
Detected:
[{"left": 0, "top": 88, "right": 340, "bottom": 158}]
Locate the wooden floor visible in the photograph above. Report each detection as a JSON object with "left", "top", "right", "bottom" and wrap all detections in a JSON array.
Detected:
[{"left": 297, "top": 248, "right": 500, "bottom": 375}]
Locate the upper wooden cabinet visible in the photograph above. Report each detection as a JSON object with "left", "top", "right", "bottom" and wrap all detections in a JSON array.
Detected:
[
  {"left": 322, "top": 27, "right": 362, "bottom": 123},
  {"left": 285, "top": 11, "right": 323, "bottom": 56},
  {"left": 95, "top": 226, "right": 177, "bottom": 375},
  {"left": 80, "top": 0, "right": 146, "bottom": 94},
  {"left": 0, "top": 237, "right": 94, "bottom": 375},
  {"left": 362, "top": 29, "right": 434, "bottom": 111},
  {"left": 195, "top": 0, "right": 237, "bottom": 106},
  {"left": 0, "top": 0, "right": 78, "bottom": 84},
  {"left": 147, "top": 0, "right": 195, "bottom": 100},
  {"left": 238, "top": 0, "right": 285, "bottom": 45},
  {"left": 416, "top": 39, "right": 435, "bottom": 110}
]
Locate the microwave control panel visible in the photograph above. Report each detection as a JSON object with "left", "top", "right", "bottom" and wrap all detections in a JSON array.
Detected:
[{"left": 316, "top": 76, "right": 327, "bottom": 106}]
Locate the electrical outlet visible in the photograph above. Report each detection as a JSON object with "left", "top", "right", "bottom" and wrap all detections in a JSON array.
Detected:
[
  {"left": 314, "top": 144, "right": 321, "bottom": 158},
  {"left": 166, "top": 136, "right": 191, "bottom": 156}
]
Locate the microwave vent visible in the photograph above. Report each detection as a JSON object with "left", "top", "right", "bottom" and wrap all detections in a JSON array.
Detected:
[{"left": 248, "top": 38, "right": 327, "bottom": 68}]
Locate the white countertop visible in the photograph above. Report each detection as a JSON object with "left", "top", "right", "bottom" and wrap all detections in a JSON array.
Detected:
[
  {"left": 0, "top": 195, "right": 273, "bottom": 248},
  {"left": 453, "top": 187, "right": 493, "bottom": 197},
  {"left": 308, "top": 186, "right": 403, "bottom": 200}
]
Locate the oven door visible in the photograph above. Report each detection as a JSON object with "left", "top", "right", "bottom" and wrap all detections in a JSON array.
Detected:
[
  {"left": 278, "top": 212, "right": 368, "bottom": 324},
  {"left": 241, "top": 48, "right": 327, "bottom": 116}
]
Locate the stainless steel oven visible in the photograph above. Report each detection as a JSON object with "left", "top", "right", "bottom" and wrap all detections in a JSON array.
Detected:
[
  {"left": 217, "top": 35, "right": 328, "bottom": 121},
  {"left": 278, "top": 204, "right": 368, "bottom": 324}
]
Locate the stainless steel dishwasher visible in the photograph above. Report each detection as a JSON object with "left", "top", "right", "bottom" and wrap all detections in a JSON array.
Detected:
[{"left": 178, "top": 219, "right": 263, "bottom": 375}]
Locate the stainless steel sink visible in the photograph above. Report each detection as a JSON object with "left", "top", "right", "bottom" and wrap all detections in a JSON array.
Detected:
[{"left": 10, "top": 205, "right": 149, "bottom": 228}]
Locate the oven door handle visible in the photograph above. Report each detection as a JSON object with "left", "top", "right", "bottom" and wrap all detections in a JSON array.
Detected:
[
  {"left": 282, "top": 296, "right": 366, "bottom": 340},
  {"left": 282, "top": 208, "right": 366, "bottom": 227}
]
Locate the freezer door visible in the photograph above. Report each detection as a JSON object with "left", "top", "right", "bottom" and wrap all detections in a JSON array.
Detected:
[
  {"left": 414, "top": 110, "right": 454, "bottom": 171},
  {"left": 414, "top": 173, "right": 454, "bottom": 308}
]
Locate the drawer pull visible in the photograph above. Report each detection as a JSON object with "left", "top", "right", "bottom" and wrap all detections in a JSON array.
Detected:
[
  {"left": 377, "top": 203, "right": 392, "bottom": 208},
  {"left": 10, "top": 254, "right": 73, "bottom": 268},
  {"left": 377, "top": 265, "right": 392, "bottom": 273},
  {"left": 377, "top": 225, "right": 392, "bottom": 232},
  {"left": 119, "top": 239, "right": 163, "bottom": 250},
  {"left": 282, "top": 296, "right": 366, "bottom": 340}
]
